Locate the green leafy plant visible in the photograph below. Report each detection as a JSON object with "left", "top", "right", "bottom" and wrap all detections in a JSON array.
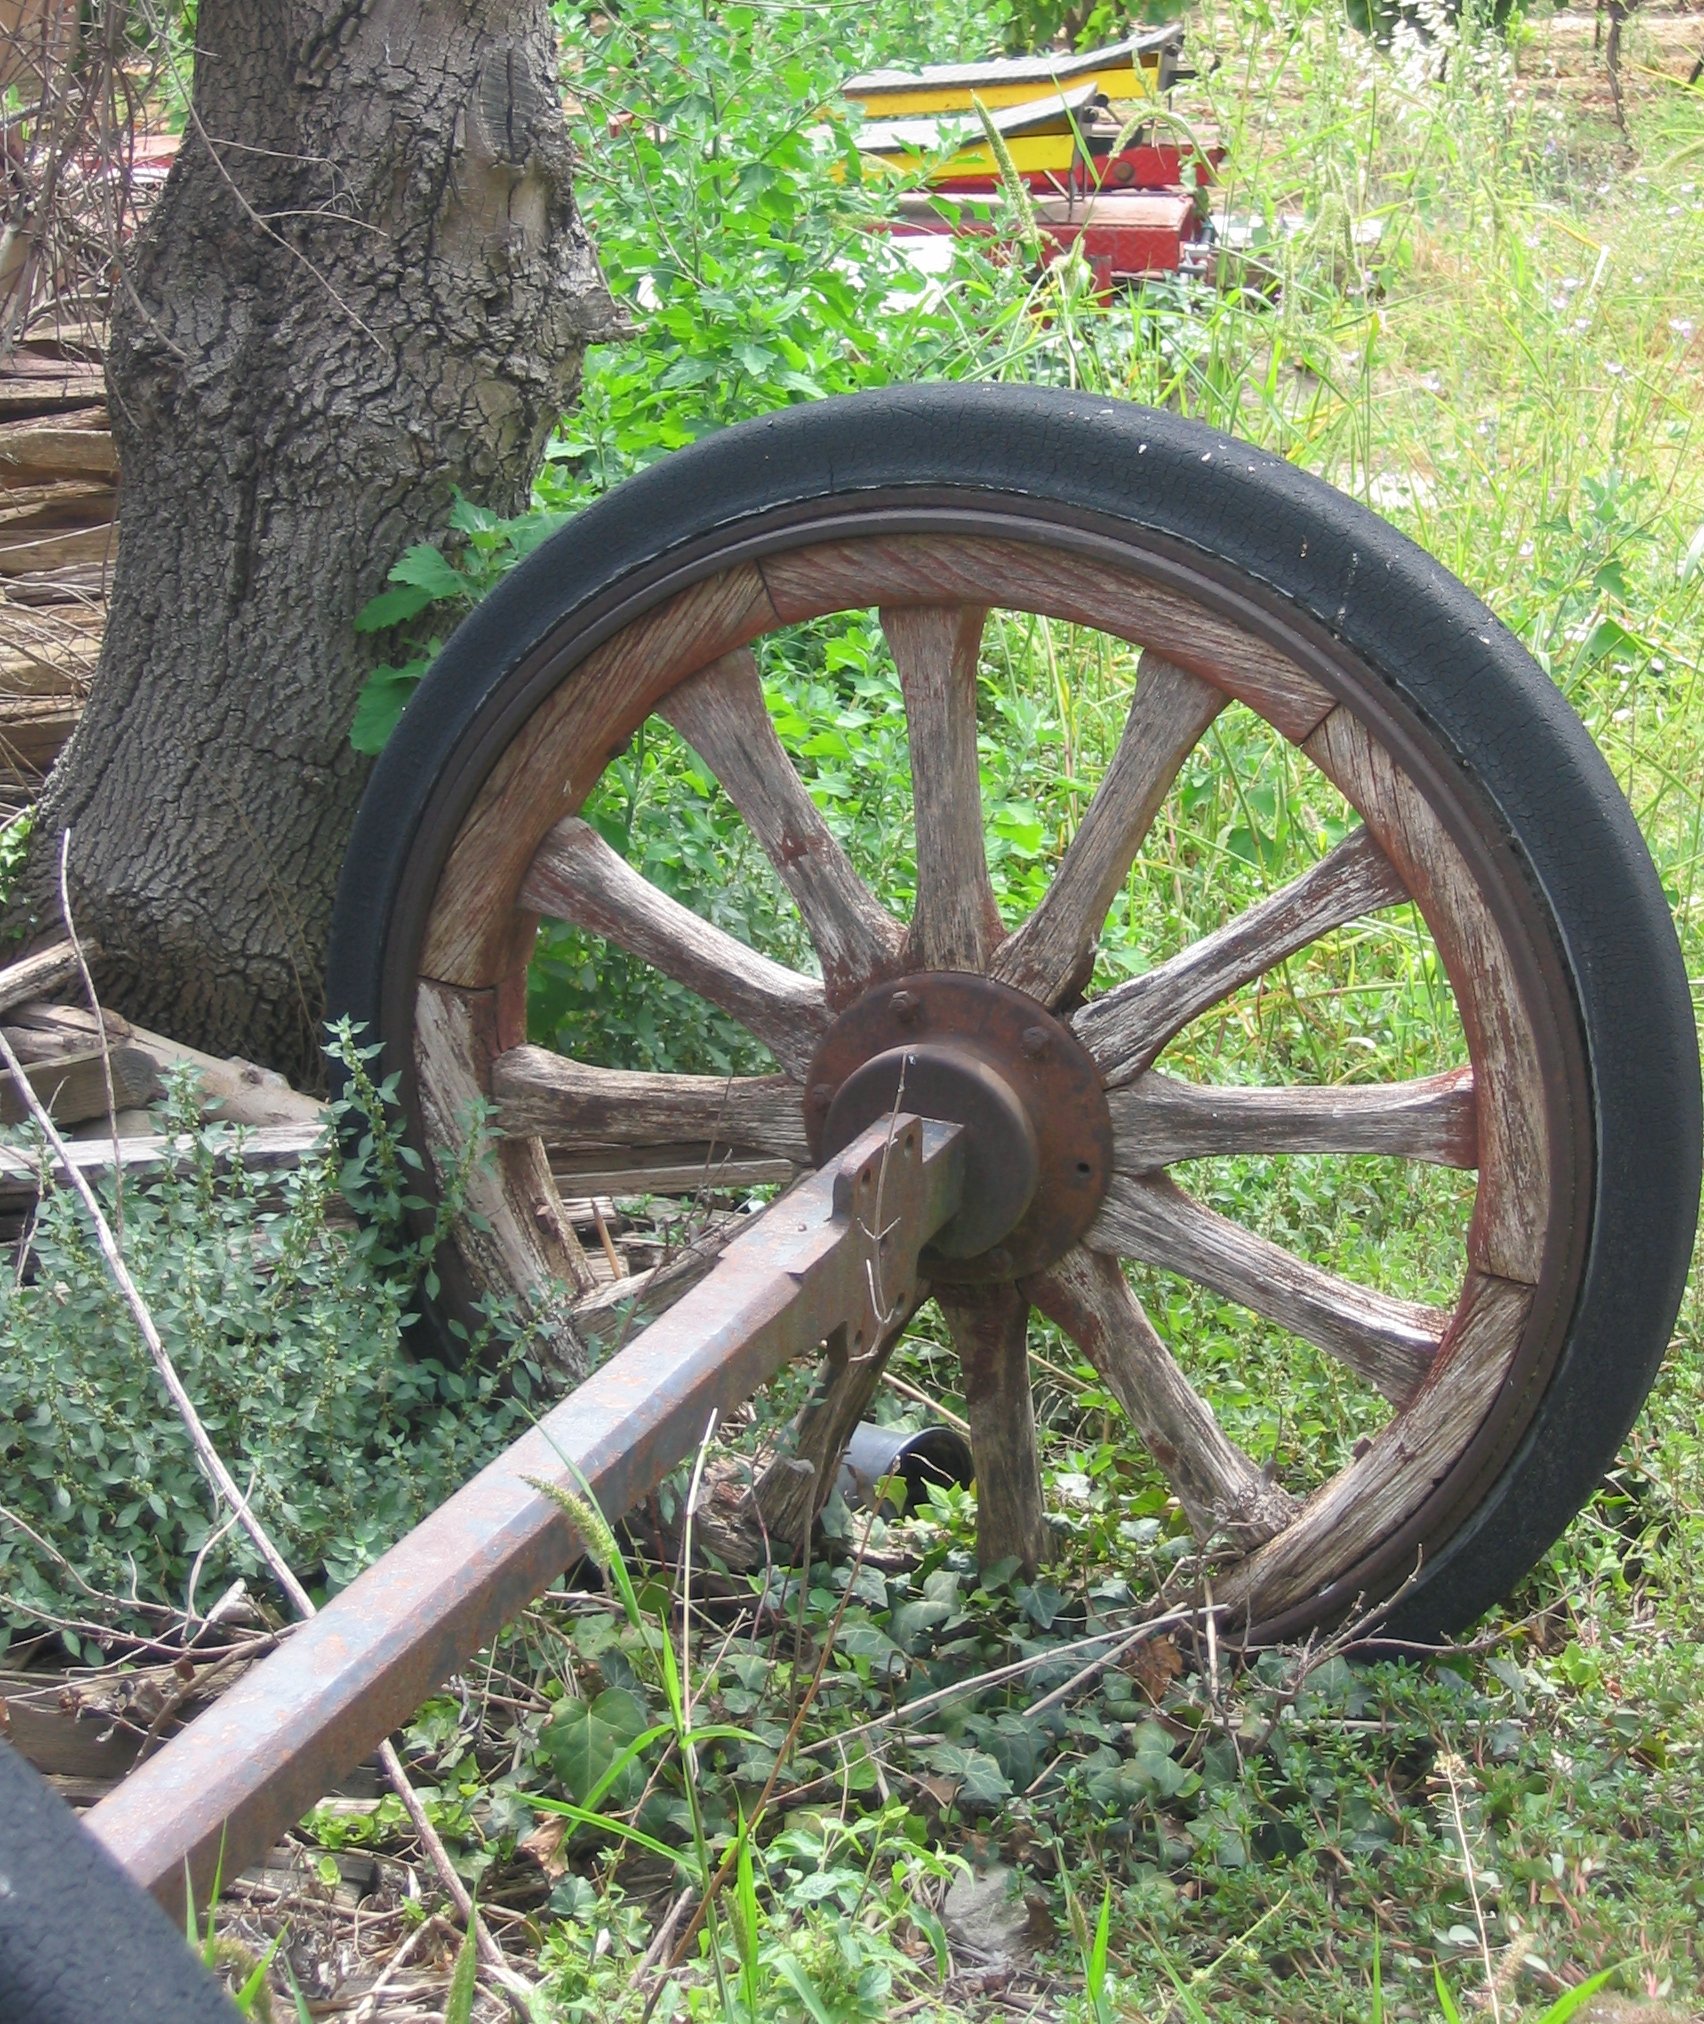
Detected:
[{"left": 0, "top": 1031, "right": 549, "bottom": 1649}]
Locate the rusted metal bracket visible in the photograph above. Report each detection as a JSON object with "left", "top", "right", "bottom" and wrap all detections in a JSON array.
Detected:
[{"left": 86, "top": 1113, "right": 965, "bottom": 1913}]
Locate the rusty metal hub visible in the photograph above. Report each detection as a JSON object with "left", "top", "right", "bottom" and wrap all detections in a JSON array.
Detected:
[{"left": 807, "top": 972, "right": 1113, "bottom": 1282}]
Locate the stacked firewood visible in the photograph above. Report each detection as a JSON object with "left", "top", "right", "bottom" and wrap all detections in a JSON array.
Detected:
[{"left": 0, "top": 329, "right": 111, "bottom": 813}]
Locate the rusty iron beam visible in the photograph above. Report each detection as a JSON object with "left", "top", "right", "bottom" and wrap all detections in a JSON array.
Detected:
[{"left": 86, "top": 1114, "right": 964, "bottom": 1914}]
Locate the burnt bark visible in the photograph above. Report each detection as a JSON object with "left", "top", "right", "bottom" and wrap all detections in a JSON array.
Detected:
[{"left": 14, "top": 0, "right": 619, "bottom": 1081}]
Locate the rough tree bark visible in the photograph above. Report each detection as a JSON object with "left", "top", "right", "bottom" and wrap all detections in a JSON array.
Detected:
[{"left": 12, "top": 1, "right": 620, "bottom": 1081}]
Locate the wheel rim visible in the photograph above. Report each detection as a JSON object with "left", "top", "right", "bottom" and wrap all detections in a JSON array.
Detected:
[{"left": 382, "top": 509, "right": 1592, "bottom": 1643}]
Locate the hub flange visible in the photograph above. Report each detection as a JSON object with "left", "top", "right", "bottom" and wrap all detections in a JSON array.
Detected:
[{"left": 806, "top": 972, "right": 1113, "bottom": 1283}]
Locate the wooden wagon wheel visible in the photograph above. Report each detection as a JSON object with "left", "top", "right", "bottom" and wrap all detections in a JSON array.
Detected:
[{"left": 328, "top": 385, "right": 1698, "bottom": 1645}]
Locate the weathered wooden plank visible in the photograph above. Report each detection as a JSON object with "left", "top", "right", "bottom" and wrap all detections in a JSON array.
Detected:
[
  {"left": 0, "top": 1123, "right": 322, "bottom": 1208},
  {"left": 1304, "top": 708, "right": 1549, "bottom": 1284},
  {"left": 659, "top": 648, "right": 904, "bottom": 1003},
  {"left": 1074, "top": 827, "right": 1406, "bottom": 1085},
  {"left": 1087, "top": 1170, "right": 1444, "bottom": 1402},
  {"left": 1026, "top": 1245, "right": 1295, "bottom": 1546},
  {"left": 548, "top": 1146, "right": 797, "bottom": 1195},
  {"left": 1108, "top": 1066, "right": 1478, "bottom": 1171},
  {"left": 522, "top": 818, "right": 829, "bottom": 1078},
  {"left": 762, "top": 534, "right": 1338, "bottom": 741},
  {"left": 993, "top": 653, "right": 1223, "bottom": 1004}
]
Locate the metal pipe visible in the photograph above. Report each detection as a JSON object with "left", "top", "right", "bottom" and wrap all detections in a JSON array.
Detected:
[{"left": 86, "top": 1114, "right": 965, "bottom": 1914}]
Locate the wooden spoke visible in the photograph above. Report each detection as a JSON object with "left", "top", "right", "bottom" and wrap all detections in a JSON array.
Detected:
[
  {"left": 1088, "top": 1172, "right": 1444, "bottom": 1402},
  {"left": 939, "top": 1282, "right": 1051, "bottom": 1575},
  {"left": 1075, "top": 827, "right": 1407, "bottom": 1086},
  {"left": 494, "top": 1048, "right": 811, "bottom": 1163},
  {"left": 993, "top": 653, "right": 1224, "bottom": 1007},
  {"left": 1109, "top": 1066, "right": 1478, "bottom": 1172},
  {"left": 522, "top": 817, "right": 830, "bottom": 1077},
  {"left": 880, "top": 603, "right": 1001, "bottom": 971},
  {"left": 1025, "top": 1247, "right": 1296, "bottom": 1548},
  {"left": 659, "top": 649, "right": 905, "bottom": 1002},
  {"left": 754, "top": 1303, "right": 922, "bottom": 1550}
]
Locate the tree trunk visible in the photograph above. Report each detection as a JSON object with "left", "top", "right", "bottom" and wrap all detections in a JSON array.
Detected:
[{"left": 12, "top": 0, "right": 619, "bottom": 1081}]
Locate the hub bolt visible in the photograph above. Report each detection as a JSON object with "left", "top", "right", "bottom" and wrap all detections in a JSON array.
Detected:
[
  {"left": 890, "top": 990, "right": 923, "bottom": 1024},
  {"left": 1021, "top": 1026, "right": 1050, "bottom": 1058}
]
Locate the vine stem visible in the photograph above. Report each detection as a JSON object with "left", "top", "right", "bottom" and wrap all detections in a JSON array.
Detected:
[{"left": 0, "top": 1031, "right": 530, "bottom": 2013}]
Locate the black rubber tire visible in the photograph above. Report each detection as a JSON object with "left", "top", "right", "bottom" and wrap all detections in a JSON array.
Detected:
[
  {"left": 328, "top": 382, "right": 1700, "bottom": 1641},
  {"left": 0, "top": 1741, "right": 241, "bottom": 2024}
]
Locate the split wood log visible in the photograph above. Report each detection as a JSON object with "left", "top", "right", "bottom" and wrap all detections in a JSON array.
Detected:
[
  {"left": 0, "top": 1043, "right": 159, "bottom": 1127},
  {"left": 3, "top": 1001, "right": 327, "bottom": 1127},
  {"left": 0, "top": 520, "right": 115, "bottom": 575},
  {"left": 0, "top": 478, "right": 114, "bottom": 522},
  {"left": 0, "top": 692, "right": 81, "bottom": 771},
  {"left": 0, "top": 559, "right": 110, "bottom": 604},
  {"left": 0, "top": 408, "right": 116, "bottom": 479},
  {"left": 0, "top": 623, "right": 100, "bottom": 693},
  {"left": 0, "top": 362, "right": 106, "bottom": 413},
  {"left": 0, "top": 937, "right": 87, "bottom": 1014}
]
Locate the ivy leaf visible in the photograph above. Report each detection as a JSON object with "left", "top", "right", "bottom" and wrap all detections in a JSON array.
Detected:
[
  {"left": 541, "top": 1688, "right": 651, "bottom": 1806},
  {"left": 924, "top": 1743, "right": 1011, "bottom": 1809}
]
